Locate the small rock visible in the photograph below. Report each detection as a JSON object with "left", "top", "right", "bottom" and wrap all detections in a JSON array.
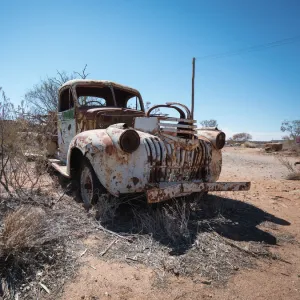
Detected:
[
  {"left": 36, "top": 271, "right": 43, "bottom": 277},
  {"left": 201, "top": 280, "right": 212, "bottom": 285}
]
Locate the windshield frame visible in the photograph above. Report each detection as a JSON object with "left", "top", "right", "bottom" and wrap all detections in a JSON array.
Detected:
[{"left": 71, "top": 84, "right": 145, "bottom": 112}]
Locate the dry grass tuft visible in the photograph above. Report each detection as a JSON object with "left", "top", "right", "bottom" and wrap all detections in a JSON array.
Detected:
[
  {"left": 1, "top": 206, "right": 48, "bottom": 256},
  {"left": 277, "top": 156, "right": 300, "bottom": 180},
  {"left": 0, "top": 205, "right": 76, "bottom": 299},
  {"left": 286, "top": 172, "right": 300, "bottom": 180},
  {"left": 95, "top": 194, "right": 121, "bottom": 224},
  {"left": 132, "top": 198, "right": 191, "bottom": 243},
  {"left": 278, "top": 156, "right": 295, "bottom": 172}
]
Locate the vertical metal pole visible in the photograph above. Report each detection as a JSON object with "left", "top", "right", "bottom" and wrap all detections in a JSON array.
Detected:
[{"left": 191, "top": 57, "right": 195, "bottom": 119}]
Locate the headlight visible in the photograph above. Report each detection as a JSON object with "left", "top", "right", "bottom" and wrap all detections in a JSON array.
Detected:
[
  {"left": 197, "top": 129, "right": 226, "bottom": 150},
  {"left": 216, "top": 132, "right": 226, "bottom": 149},
  {"left": 119, "top": 129, "right": 140, "bottom": 153}
]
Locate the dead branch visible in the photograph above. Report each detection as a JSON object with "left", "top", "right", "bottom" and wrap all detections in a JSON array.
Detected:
[
  {"left": 213, "top": 232, "right": 291, "bottom": 264},
  {"left": 97, "top": 223, "right": 133, "bottom": 243},
  {"left": 74, "top": 64, "right": 89, "bottom": 79},
  {"left": 100, "top": 239, "right": 118, "bottom": 256}
]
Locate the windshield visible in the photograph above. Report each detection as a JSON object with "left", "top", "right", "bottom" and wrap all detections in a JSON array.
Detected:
[{"left": 76, "top": 85, "right": 143, "bottom": 111}]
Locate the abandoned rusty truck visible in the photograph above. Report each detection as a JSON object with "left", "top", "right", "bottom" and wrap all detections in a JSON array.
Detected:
[{"left": 48, "top": 79, "right": 250, "bottom": 205}]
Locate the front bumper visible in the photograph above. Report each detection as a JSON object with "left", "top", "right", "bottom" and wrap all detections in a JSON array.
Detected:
[{"left": 146, "top": 181, "right": 251, "bottom": 203}]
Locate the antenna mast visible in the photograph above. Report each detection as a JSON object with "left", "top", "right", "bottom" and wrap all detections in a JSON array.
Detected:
[{"left": 191, "top": 57, "right": 195, "bottom": 119}]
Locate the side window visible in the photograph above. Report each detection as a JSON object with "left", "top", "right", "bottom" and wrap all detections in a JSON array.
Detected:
[
  {"left": 126, "top": 96, "right": 141, "bottom": 111},
  {"left": 59, "top": 88, "right": 74, "bottom": 112}
]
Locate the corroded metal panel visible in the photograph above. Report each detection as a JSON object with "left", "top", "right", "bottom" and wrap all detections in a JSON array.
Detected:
[
  {"left": 67, "top": 127, "right": 152, "bottom": 196},
  {"left": 146, "top": 181, "right": 251, "bottom": 203},
  {"left": 66, "top": 120, "right": 227, "bottom": 198},
  {"left": 67, "top": 124, "right": 216, "bottom": 197},
  {"left": 134, "top": 117, "right": 159, "bottom": 134},
  {"left": 57, "top": 108, "right": 76, "bottom": 162},
  {"left": 143, "top": 133, "right": 207, "bottom": 183}
]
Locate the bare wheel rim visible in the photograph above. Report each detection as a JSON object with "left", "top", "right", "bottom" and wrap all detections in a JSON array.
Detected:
[{"left": 80, "top": 166, "right": 94, "bottom": 205}]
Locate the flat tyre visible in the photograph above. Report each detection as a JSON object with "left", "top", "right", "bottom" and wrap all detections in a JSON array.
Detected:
[{"left": 79, "top": 158, "right": 102, "bottom": 208}]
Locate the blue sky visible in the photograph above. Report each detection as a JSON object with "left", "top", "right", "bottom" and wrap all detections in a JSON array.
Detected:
[{"left": 1, "top": 0, "right": 299, "bottom": 140}]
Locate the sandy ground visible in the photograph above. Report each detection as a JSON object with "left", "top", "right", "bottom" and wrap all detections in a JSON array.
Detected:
[{"left": 61, "top": 147, "right": 300, "bottom": 300}]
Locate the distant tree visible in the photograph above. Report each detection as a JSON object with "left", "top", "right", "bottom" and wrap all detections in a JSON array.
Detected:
[
  {"left": 24, "top": 64, "right": 89, "bottom": 115},
  {"left": 199, "top": 119, "right": 218, "bottom": 128},
  {"left": 226, "top": 137, "right": 234, "bottom": 145},
  {"left": 232, "top": 132, "right": 252, "bottom": 142},
  {"left": 281, "top": 120, "right": 300, "bottom": 141}
]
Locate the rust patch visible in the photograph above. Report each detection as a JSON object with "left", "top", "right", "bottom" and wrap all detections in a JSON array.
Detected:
[
  {"left": 146, "top": 181, "right": 251, "bottom": 203},
  {"left": 105, "top": 145, "right": 114, "bottom": 155},
  {"left": 102, "top": 136, "right": 115, "bottom": 155},
  {"left": 96, "top": 131, "right": 107, "bottom": 139}
]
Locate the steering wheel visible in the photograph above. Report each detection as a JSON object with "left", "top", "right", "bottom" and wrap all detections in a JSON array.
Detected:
[{"left": 83, "top": 100, "right": 104, "bottom": 106}]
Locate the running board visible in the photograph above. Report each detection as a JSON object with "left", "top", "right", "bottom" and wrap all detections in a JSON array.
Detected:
[{"left": 48, "top": 159, "right": 70, "bottom": 178}]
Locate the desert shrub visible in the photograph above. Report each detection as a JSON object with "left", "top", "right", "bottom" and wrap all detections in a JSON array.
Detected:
[
  {"left": 232, "top": 132, "right": 252, "bottom": 142},
  {"left": 132, "top": 199, "right": 191, "bottom": 243},
  {"left": 283, "top": 139, "right": 300, "bottom": 156},
  {"left": 291, "top": 145, "right": 300, "bottom": 156},
  {"left": 277, "top": 156, "right": 300, "bottom": 180},
  {"left": 0, "top": 206, "right": 66, "bottom": 298},
  {"left": 243, "top": 141, "right": 257, "bottom": 148},
  {"left": 281, "top": 120, "right": 300, "bottom": 157},
  {"left": 0, "top": 87, "right": 50, "bottom": 198},
  {"left": 95, "top": 194, "right": 121, "bottom": 224},
  {"left": 0, "top": 207, "right": 48, "bottom": 256},
  {"left": 286, "top": 172, "right": 300, "bottom": 180}
]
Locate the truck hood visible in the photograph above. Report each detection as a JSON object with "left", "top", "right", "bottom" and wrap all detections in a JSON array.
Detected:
[{"left": 77, "top": 107, "right": 145, "bottom": 131}]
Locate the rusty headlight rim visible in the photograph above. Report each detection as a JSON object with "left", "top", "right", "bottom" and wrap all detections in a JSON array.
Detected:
[
  {"left": 216, "top": 131, "right": 226, "bottom": 149},
  {"left": 119, "top": 129, "right": 140, "bottom": 153}
]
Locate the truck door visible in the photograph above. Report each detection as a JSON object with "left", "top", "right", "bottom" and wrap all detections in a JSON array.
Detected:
[{"left": 57, "top": 87, "right": 76, "bottom": 162}]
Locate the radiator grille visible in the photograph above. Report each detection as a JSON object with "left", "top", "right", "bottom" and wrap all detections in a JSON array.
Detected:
[{"left": 143, "top": 136, "right": 207, "bottom": 183}]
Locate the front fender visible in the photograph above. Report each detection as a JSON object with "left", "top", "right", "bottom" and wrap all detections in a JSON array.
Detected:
[
  {"left": 67, "top": 129, "right": 114, "bottom": 172},
  {"left": 67, "top": 128, "right": 151, "bottom": 196}
]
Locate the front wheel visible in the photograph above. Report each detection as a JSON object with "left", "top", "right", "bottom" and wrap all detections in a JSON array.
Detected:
[{"left": 79, "top": 158, "right": 103, "bottom": 208}]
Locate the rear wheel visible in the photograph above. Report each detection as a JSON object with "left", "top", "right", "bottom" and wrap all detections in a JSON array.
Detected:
[{"left": 79, "top": 158, "right": 103, "bottom": 208}]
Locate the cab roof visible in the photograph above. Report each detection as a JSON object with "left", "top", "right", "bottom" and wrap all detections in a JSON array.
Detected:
[{"left": 59, "top": 79, "right": 141, "bottom": 96}]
